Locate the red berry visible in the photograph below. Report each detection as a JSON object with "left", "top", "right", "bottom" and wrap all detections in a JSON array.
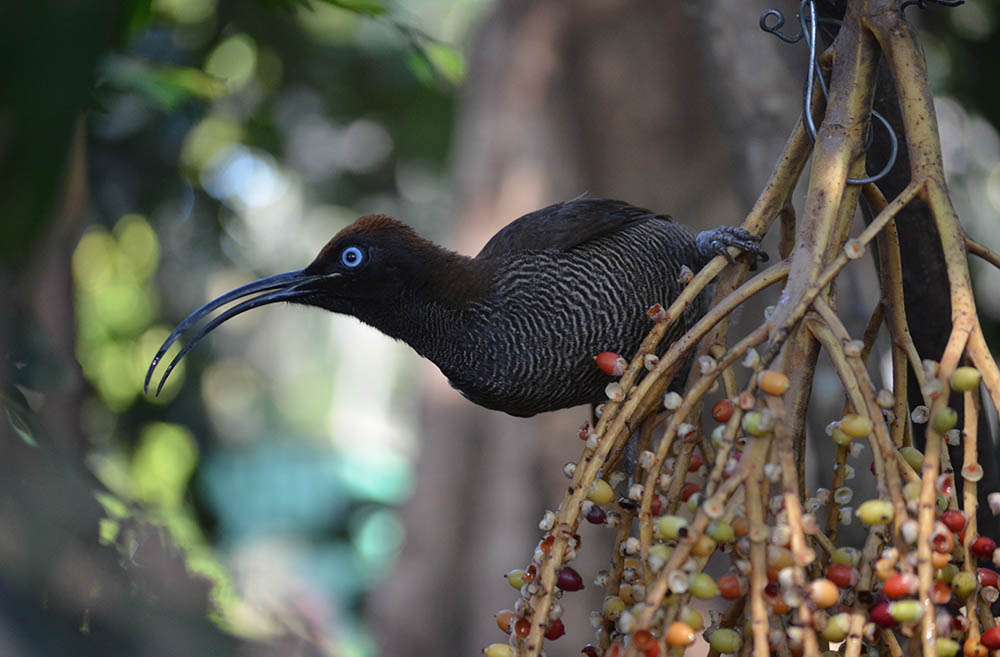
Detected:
[
  {"left": 883, "top": 573, "right": 917, "bottom": 599},
  {"left": 869, "top": 601, "right": 897, "bottom": 628},
  {"left": 931, "top": 580, "right": 952, "bottom": 604},
  {"left": 827, "top": 563, "right": 858, "bottom": 588},
  {"left": 712, "top": 399, "right": 734, "bottom": 422},
  {"left": 688, "top": 453, "right": 705, "bottom": 472},
  {"left": 978, "top": 568, "right": 999, "bottom": 589},
  {"left": 586, "top": 504, "right": 607, "bottom": 524},
  {"left": 971, "top": 536, "right": 997, "bottom": 558},
  {"left": 650, "top": 494, "right": 665, "bottom": 516},
  {"left": 595, "top": 351, "right": 626, "bottom": 376},
  {"left": 982, "top": 627, "right": 1000, "bottom": 650},
  {"left": 545, "top": 618, "right": 565, "bottom": 640},
  {"left": 581, "top": 646, "right": 600, "bottom": 657},
  {"left": 941, "top": 510, "right": 966, "bottom": 534},
  {"left": 514, "top": 617, "right": 530, "bottom": 638},
  {"left": 556, "top": 566, "right": 584, "bottom": 591},
  {"left": 632, "top": 629, "right": 660, "bottom": 657},
  {"left": 717, "top": 574, "right": 745, "bottom": 600},
  {"left": 680, "top": 482, "right": 700, "bottom": 502}
]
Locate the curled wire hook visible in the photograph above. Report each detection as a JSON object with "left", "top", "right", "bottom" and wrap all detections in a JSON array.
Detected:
[
  {"left": 761, "top": 0, "right": 900, "bottom": 185},
  {"left": 760, "top": 9, "right": 803, "bottom": 43}
]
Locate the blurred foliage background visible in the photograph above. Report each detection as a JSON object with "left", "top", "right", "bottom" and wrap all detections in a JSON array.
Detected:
[{"left": 1, "top": 1, "right": 999, "bottom": 656}]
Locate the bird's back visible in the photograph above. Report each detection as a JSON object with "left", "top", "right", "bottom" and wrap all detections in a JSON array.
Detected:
[{"left": 443, "top": 203, "right": 710, "bottom": 416}]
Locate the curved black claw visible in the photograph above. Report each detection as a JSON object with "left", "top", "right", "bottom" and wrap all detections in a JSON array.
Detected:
[{"left": 696, "top": 226, "right": 769, "bottom": 270}]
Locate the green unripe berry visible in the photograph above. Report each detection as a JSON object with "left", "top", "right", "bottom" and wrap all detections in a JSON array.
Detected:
[
  {"left": 932, "top": 407, "right": 958, "bottom": 433},
  {"left": 707, "top": 520, "right": 735, "bottom": 543},
  {"left": 857, "top": 499, "right": 894, "bottom": 525},
  {"left": 935, "top": 563, "right": 958, "bottom": 584},
  {"left": 830, "top": 546, "right": 860, "bottom": 566},
  {"left": 821, "top": 613, "right": 851, "bottom": 641},
  {"left": 505, "top": 569, "right": 525, "bottom": 590},
  {"left": 951, "top": 571, "right": 977, "bottom": 598},
  {"left": 484, "top": 644, "right": 515, "bottom": 657},
  {"left": 649, "top": 543, "right": 672, "bottom": 562},
  {"left": 950, "top": 367, "right": 981, "bottom": 392},
  {"left": 903, "top": 480, "right": 922, "bottom": 501},
  {"left": 680, "top": 606, "right": 704, "bottom": 631},
  {"left": 741, "top": 411, "right": 771, "bottom": 437},
  {"left": 936, "top": 638, "right": 960, "bottom": 657},
  {"left": 708, "top": 628, "right": 742, "bottom": 654},
  {"left": 840, "top": 414, "right": 872, "bottom": 438},
  {"left": 689, "top": 573, "right": 719, "bottom": 599},
  {"left": 656, "top": 515, "right": 689, "bottom": 540},
  {"left": 899, "top": 446, "right": 924, "bottom": 472},
  {"left": 888, "top": 599, "right": 923, "bottom": 623}
]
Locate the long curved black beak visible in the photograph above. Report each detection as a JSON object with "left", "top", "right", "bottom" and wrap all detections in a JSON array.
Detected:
[{"left": 145, "top": 269, "right": 337, "bottom": 397}]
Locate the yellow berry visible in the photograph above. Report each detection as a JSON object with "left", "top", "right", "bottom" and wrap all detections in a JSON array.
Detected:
[
  {"left": 484, "top": 644, "right": 515, "bottom": 657},
  {"left": 840, "top": 414, "right": 872, "bottom": 438},
  {"left": 857, "top": 499, "right": 894, "bottom": 525},
  {"left": 588, "top": 479, "right": 614, "bottom": 505},
  {"left": 950, "top": 367, "right": 981, "bottom": 392},
  {"left": 505, "top": 569, "right": 525, "bottom": 590}
]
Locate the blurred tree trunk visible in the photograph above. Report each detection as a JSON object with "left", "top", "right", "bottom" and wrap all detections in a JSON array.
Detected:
[{"left": 368, "top": 2, "right": 799, "bottom": 655}]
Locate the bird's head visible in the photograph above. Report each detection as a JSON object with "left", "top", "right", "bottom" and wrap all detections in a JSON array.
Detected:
[{"left": 145, "top": 214, "right": 471, "bottom": 396}]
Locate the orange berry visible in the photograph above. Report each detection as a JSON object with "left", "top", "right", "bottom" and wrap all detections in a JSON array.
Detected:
[
  {"left": 758, "top": 370, "right": 790, "bottom": 396},
  {"left": 495, "top": 609, "right": 515, "bottom": 633},
  {"left": 808, "top": 578, "right": 840, "bottom": 608},
  {"left": 666, "top": 621, "right": 696, "bottom": 647},
  {"left": 964, "top": 637, "right": 988, "bottom": 657}
]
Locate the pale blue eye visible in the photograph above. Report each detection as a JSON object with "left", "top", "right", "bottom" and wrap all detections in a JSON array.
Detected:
[{"left": 341, "top": 246, "right": 364, "bottom": 268}]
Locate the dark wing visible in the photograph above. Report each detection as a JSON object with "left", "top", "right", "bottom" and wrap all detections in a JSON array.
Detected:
[{"left": 475, "top": 198, "right": 672, "bottom": 259}]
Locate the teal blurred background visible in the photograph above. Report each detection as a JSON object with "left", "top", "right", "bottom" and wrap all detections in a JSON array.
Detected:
[{"left": 2, "top": 1, "right": 1000, "bottom": 656}]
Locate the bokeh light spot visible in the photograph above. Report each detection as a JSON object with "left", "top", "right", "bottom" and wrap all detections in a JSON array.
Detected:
[
  {"left": 132, "top": 422, "right": 199, "bottom": 507},
  {"left": 205, "top": 34, "right": 257, "bottom": 91}
]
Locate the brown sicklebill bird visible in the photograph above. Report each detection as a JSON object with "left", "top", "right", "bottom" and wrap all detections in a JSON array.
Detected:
[{"left": 145, "top": 198, "right": 766, "bottom": 417}]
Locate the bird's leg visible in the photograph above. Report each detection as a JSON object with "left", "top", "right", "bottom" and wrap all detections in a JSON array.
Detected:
[{"left": 695, "top": 226, "right": 769, "bottom": 269}]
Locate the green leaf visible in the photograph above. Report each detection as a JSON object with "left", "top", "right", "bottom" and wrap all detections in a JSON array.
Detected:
[
  {"left": 318, "top": 0, "right": 387, "bottom": 16},
  {"left": 101, "top": 57, "right": 228, "bottom": 110},
  {"left": 424, "top": 42, "right": 465, "bottom": 84}
]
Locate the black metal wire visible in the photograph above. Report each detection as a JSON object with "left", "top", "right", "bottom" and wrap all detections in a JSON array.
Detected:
[
  {"left": 901, "top": 0, "right": 964, "bottom": 12},
  {"left": 760, "top": 0, "right": 903, "bottom": 185}
]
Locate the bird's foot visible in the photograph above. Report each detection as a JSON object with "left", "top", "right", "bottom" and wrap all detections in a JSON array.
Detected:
[{"left": 695, "top": 226, "right": 769, "bottom": 269}]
